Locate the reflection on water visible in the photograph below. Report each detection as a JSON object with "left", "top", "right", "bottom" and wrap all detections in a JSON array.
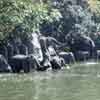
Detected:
[{"left": 0, "top": 63, "right": 100, "bottom": 100}]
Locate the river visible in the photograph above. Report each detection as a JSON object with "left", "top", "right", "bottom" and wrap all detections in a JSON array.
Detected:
[{"left": 0, "top": 62, "right": 100, "bottom": 100}]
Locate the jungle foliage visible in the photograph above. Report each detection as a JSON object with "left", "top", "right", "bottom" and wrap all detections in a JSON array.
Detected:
[
  {"left": 0, "top": 0, "right": 61, "bottom": 42},
  {"left": 40, "top": 0, "right": 100, "bottom": 42},
  {"left": 1, "top": 0, "right": 100, "bottom": 43}
]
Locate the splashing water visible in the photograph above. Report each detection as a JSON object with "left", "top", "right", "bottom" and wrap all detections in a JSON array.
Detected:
[{"left": 31, "top": 33, "right": 43, "bottom": 61}]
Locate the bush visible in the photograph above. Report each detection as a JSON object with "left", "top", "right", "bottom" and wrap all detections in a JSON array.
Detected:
[
  {"left": 45, "top": 0, "right": 99, "bottom": 42},
  {"left": 0, "top": 0, "right": 61, "bottom": 42}
]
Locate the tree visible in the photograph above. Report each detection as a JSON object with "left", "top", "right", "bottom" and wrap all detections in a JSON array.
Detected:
[{"left": 0, "top": 0, "right": 61, "bottom": 42}]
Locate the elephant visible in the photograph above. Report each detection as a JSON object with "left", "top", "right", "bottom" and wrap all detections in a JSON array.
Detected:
[
  {"left": 7, "top": 39, "right": 29, "bottom": 70},
  {"left": 66, "top": 33, "right": 96, "bottom": 61},
  {"left": 92, "top": 34, "right": 100, "bottom": 60},
  {"left": 8, "top": 37, "right": 21, "bottom": 55},
  {"left": 10, "top": 55, "right": 30, "bottom": 73},
  {"left": 9, "top": 32, "right": 65, "bottom": 72},
  {"left": 23, "top": 39, "right": 34, "bottom": 54},
  {"left": 23, "top": 32, "right": 51, "bottom": 71},
  {"left": 0, "top": 54, "right": 11, "bottom": 72},
  {"left": 7, "top": 38, "right": 31, "bottom": 73},
  {"left": 39, "top": 35, "right": 53, "bottom": 70},
  {"left": 15, "top": 40, "right": 28, "bottom": 55},
  {"left": 7, "top": 42, "right": 14, "bottom": 61},
  {"left": 10, "top": 37, "right": 28, "bottom": 55},
  {"left": 27, "top": 54, "right": 51, "bottom": 71},
  {"left": 34, "top": 34, "right": 65, "bottom": 70},
  {"left": 10, "top": 54, "right": 47, "bottom": 73},
  {"left": 30, "top": 33, "right": 43, "bottom": 62},
  {"left": 59, "top": 52, "right": 75, "bottom": 64},
  {"left": 47, "top": 46, "right": 65, "bottom": 69},
  {"left": 0, "top": 44, "right": 8, "bottom": 60},
  {"left": 44, "top": 36, "right": 66, "bottom": 50},
  {"left": 50, "top": 56, "right": 62, "bottom": 70},
  {"left": 74, "top": 51, "right": 90, "bottom": 61}
]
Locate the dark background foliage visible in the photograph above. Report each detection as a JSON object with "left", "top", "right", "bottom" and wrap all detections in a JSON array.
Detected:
[{"left": 1, "top": 0, "right": 100, "bottom": 44}]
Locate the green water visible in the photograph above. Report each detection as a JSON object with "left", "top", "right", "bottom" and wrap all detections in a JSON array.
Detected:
[{"left": 0, "top": 62, "right": 100, "bottom": 100}]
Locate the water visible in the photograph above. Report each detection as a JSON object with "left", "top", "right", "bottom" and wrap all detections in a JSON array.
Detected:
[{"left": 0, "top": 62, "right": 100, "bottom": 100}]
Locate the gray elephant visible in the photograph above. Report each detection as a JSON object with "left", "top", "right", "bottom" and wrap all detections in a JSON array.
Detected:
[
  {"left": 7, "top": 45, "right": 29, "bottom": 73},
  {"left": 74, "top": 51, "right": 90, "bottom": 61},
  {"left": 10, "top": 55, "right": 30, "bottom": 73},
  {"left": 66, "top": 33, "right": 96, "bottom": 61},
  {"left": 0, "top": 44, "right": 8, "bottom": 60},
  {"left": 59, "top": 52, "right": 75, "bottom": 64},
  {"left": 45, "top": 36, "right": 65, "bottom": 49},
  {"left": 23, "top": 33, "right": 51, "bottom": 71},
  {"left": 6, "top": 40, "right": 30, "bottom": 73},
  {"left": 0, "top": 54, "right": 11, "bottom": 72},
  {"left": 47, "top": 46, "right": 65, "bottom": 69},
  {"left": 33, "top": 34, "right": 65, "bottom": 70}
]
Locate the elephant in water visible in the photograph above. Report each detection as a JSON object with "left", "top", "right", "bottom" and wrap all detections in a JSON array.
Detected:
[
  {"left": 29, "top": 33, "right": 65, "bottom": 70},
  {"left": 0, "top": 44, "right": 8, "bottom": 60},
  {"left": 48, "top": 46, "right": 65, "bottom": 69},
  {"left": 0, "top": 54, "right": 11, "bottom": 72},
  {"left": 59, "top": 51, "right": 75, "bottom": 64},
  {"left": 31, "top": 33, "right": 43, "bottom": 62},
  {"left": 6, "top": 38, "right": 30, "bottom": 73},
  {"left": 10, "top": 54, "right": 33, "bottom": 73},
  {"left": 39, "top": 34, "right": 65, "bottom": 69},
  {"left": 66, "top": 33, "right": 96, "bottom": 61},
  {"left": 26, "top": 32, "right": 51, "bottom": 71},
  {"left": 44, "top": 36, "right": 66, "bottom": 50},
  {"left": 9, "top": 32, "right": 65, "bottom": 72}
]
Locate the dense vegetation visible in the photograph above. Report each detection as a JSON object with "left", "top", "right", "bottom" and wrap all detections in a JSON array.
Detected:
[
  {"left": 39, "top": 0, "right": 100, "bottom": 43},
  {"left": 1, "top": 0, "right": 100, "bottom": 43},
  {"left": 0, "top": 0, "right": 61, "bottom": 43}
]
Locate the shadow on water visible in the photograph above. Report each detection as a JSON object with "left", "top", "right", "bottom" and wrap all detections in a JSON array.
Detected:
[{"left": 0, "top": 62, "right": 100, "bottom": 100}]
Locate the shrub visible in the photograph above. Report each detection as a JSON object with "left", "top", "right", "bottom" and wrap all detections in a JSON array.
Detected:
[{"left": 0, "top": 0, "right": 61, "bottom": 42}]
